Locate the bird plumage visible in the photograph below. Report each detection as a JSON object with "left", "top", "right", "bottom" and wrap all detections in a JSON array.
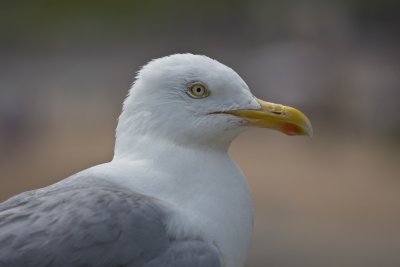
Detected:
[{"left": 0, "top": 53, "right": 312, "bottom": 267}]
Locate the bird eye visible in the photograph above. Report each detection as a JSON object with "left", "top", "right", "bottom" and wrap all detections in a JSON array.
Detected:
[{"left": 187, "top": 83, "right": 209, "bottom": 99}]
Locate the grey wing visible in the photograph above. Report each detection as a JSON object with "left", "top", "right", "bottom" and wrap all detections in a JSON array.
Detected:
[
  {"left": 143, "top": 240, "right": 221, "bottom": 267},
  {"left": 0, "top": 177, "right": 221, "bottom": 267}
]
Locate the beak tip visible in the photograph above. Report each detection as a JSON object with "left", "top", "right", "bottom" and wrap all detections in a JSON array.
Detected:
[{"left": 305, "top": 126, "right": 314, "bottom": 137}]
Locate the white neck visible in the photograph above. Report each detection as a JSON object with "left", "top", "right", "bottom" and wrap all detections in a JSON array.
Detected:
[{"left": 95, "top": 135, "right": 253, "bottom": 267}]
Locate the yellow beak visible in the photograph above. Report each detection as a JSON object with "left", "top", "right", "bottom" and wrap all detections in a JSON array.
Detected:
[{"left": 221, "top": 98, "right": 313, "bottom": 136}]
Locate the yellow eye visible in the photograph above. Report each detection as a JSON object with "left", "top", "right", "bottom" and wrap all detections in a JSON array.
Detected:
[{"left": 187, "top": 83, "right": 209, "bottom": 98}]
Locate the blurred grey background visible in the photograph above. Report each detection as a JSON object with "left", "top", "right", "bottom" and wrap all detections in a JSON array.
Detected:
[{"left": 0, "top": 1, "right": 399, "bottom": 266}]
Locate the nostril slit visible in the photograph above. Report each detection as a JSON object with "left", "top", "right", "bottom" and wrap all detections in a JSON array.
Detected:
[{"left": 271, "top": 111, "right": 282, "bottom": 115}]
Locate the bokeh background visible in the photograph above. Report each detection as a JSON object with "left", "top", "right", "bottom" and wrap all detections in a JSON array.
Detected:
[{"left": 1, "top": 1, "right": 399, "bottom": 266}]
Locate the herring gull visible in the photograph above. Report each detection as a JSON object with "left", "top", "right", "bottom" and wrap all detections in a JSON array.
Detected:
[{"left": 0, "top": 54, "right": 312, "bottom": 267}]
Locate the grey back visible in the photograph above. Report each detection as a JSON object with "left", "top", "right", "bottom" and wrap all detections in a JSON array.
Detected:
[{"left": 0, "top": 177, "right": 221, "bottom": 267}]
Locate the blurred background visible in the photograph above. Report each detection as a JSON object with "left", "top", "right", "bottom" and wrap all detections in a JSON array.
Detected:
[{"left": 0, "top": 0, "right": 399, "bottom": 266}]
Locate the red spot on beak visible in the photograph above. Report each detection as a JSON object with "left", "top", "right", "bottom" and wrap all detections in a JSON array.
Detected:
[{"left": 282, "top": 123, "right": 302, "bottom": 136}]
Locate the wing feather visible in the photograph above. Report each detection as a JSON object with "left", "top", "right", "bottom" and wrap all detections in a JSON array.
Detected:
[{"left": 0, "top": 176, "right": 221, "bottom": 267}]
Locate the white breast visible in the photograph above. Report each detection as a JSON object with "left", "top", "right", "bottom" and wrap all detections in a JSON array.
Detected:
[{"left": 90, "top": 144, "right": 253, "bottom": 267}]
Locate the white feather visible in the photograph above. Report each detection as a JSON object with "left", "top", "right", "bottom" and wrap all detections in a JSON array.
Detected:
[{"left": 94, "top": 54, "right": 260, "bottom": 267}]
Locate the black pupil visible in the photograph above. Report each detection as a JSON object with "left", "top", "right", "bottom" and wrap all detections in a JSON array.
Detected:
[{"left": 196, "top": 87, "right": 202, "bottom": 93}]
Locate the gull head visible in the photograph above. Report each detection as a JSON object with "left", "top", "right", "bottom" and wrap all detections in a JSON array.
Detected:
[{"left": 115, "top": 54, "right": 312, "bottom": 156}]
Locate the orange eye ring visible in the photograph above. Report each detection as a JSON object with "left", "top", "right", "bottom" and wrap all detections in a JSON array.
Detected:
[{"left": 187, "top": 82, "right": 209, "bottom": 98}]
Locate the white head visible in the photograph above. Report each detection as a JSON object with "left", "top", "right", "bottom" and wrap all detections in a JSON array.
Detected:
[{"left": 114, "top": 54, "right": 312, "bottom": 159}]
